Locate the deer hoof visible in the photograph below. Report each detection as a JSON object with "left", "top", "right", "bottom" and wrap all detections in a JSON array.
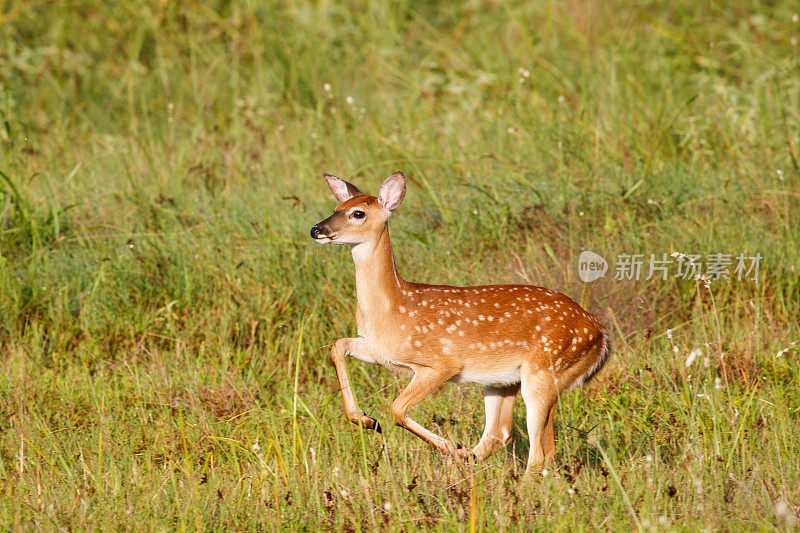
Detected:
[
  {"left": 453, "top": 444, "right": 476, "bottom": 460},
  {"left": 362, "top": 412, "right": 382, "bottom": 433}
]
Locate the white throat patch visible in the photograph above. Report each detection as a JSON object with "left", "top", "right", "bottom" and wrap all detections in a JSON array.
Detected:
[{"left": 351, "top": 242, "right": 374, "bottom": 263}]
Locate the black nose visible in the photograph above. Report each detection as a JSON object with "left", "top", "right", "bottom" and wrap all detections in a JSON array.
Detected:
[{"left": 310, "top": 226, "right": 324, "bottom": 239}]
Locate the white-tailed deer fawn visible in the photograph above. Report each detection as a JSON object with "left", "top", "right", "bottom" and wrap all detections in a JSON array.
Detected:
[{"left": 310, "top": 171, "right": 610, "bottom": 473}]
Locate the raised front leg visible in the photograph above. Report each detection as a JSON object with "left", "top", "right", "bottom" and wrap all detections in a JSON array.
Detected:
[
  {"left": 390, "top": 367, "right": 466, "bottom": 455},
  {"left": 331, "top": 338, "right": 382, "bottom": 432},
  {"left": 472, "top": 384, "right": 519, "bottom": 460}
]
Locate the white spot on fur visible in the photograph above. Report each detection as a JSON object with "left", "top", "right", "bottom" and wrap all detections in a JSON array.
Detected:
[{"left": 440, "top": 338, "right": 453, "bottom": 354}]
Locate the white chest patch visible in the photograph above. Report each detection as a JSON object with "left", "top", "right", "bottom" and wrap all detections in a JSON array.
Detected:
[
  {"left": 353, "top": 334, "right": 392, "bottom": 364},
  {"left": 352, "top": 333, "right": 415, "bottom": 377}
]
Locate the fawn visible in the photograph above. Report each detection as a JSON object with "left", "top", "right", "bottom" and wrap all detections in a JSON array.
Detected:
[{"left": 310, "top": 171, "right": 610, "bottom": 473}]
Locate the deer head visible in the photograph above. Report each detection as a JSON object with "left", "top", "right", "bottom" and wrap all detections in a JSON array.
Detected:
[{"left": 310, "top": 171, "right": 406, "bottom": 247}]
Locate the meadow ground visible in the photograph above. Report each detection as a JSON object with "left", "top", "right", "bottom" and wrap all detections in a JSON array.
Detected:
[{"left": 1, "top": 1, "right": 799, "bottom": 530}]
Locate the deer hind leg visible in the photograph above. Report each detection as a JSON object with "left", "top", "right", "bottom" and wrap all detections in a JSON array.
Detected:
[
  {"left": 390, "top": 367, "right": 462, "bottom": 455},
  {"left": 331, "top": 338, "right": 382, "bottom": 432},
  {"left": 520, "top": 370, "right": 558, "bottom": 473},
  {"left": 472, "top": 384, "right": 519, "bottom": 460},
  {"left": 541, "top": 403, "right": 557, "bottom": 463}
]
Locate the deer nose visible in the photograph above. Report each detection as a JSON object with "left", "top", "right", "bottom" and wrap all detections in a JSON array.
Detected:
[{"left": 310, "top": 225, "right": 325, "bottom": 239}]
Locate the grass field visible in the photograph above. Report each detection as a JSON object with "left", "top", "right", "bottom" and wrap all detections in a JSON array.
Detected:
[{"left": 1, "top": 0, "right": 799, "bottom": 530}]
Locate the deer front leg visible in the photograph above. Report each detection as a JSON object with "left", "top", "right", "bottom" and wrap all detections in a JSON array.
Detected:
[
  {"left": 472, "top": 384, "right": 519, "bottom": 460},
  {"left": 331, "top": 338, "right": 382, "bottom": 432},
  {"left": 390, "top": 367, "right": 465, "bottom": 455}
]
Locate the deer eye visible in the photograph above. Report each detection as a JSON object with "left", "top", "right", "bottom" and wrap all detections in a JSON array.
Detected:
[{"left": 352, "top": 210, "right": 366, "bottom": 219}]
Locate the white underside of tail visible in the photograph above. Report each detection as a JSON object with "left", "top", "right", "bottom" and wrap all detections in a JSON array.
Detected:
[{"left": 569, "top": 329, "right": 612, "bottom": 390}]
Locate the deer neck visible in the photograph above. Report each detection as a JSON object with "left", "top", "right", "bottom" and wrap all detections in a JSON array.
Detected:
[{"left": 352, "top": 225, "right": 404, "bottom": 323}]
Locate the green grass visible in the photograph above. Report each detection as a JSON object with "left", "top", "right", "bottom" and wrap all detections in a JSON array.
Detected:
[{"left": 1, "top": 0, "right": 799, "bottom": 529}]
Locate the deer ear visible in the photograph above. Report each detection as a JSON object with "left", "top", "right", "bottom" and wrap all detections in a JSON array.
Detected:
[
  {"left": 377, "top": 171, "right": 406, "bottom": 212},
  {"left": 323, "top": 173, "right": 363, "bottom": 203}
]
